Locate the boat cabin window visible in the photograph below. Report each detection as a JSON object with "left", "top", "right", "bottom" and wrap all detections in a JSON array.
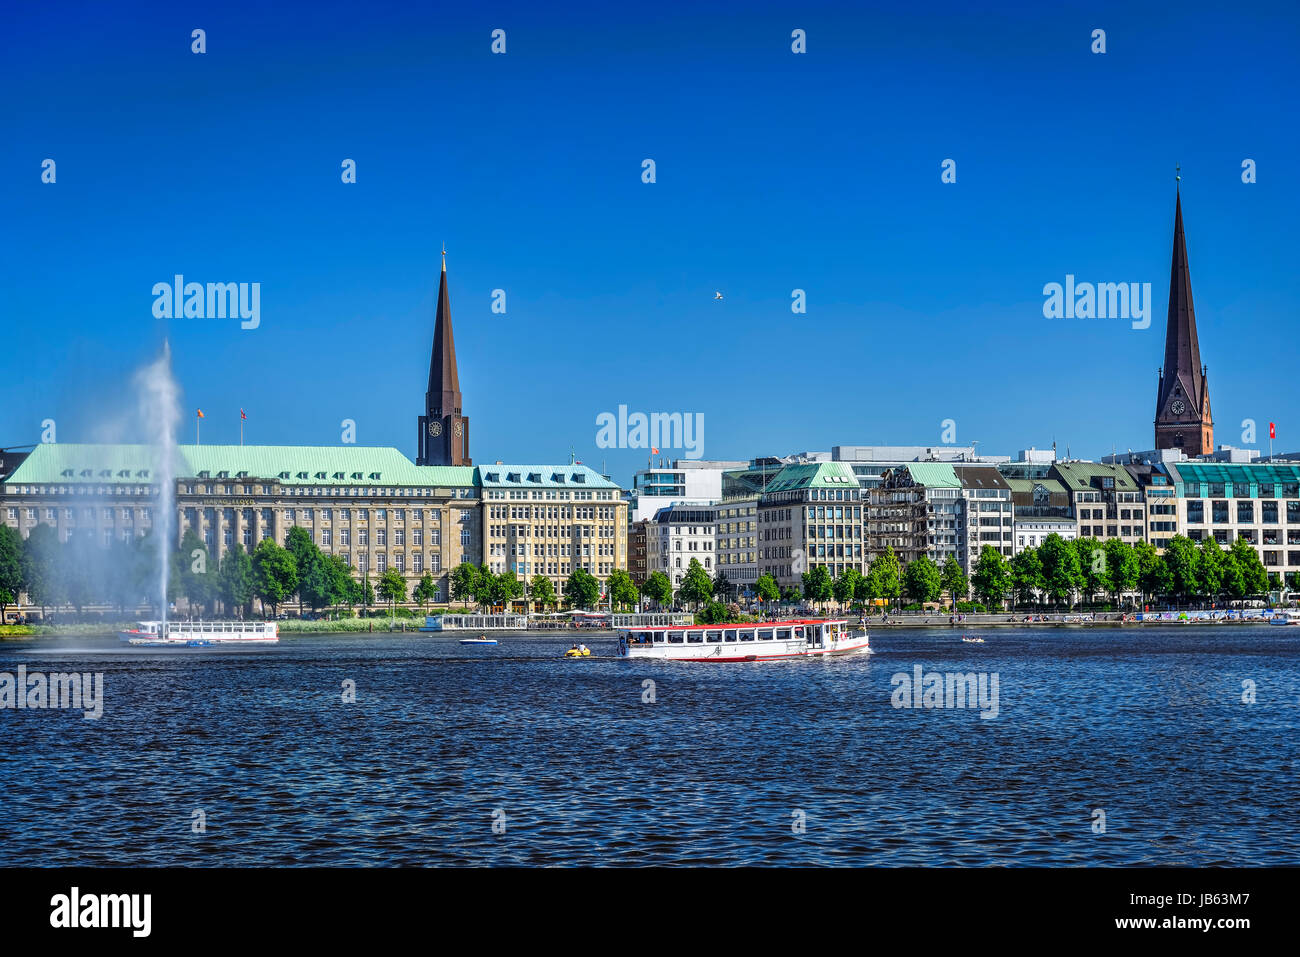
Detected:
[
  {"left": 668, "top": 631, "right": 684, "bottom": 644},
  {"left": 793, "top": 626, "right": 803, "bottom": 639},
  {"left": 686, "top": 630, "right": 704, "bottom": 643},
  {"left": 706, "top": 630, "right": 722, "bottom": 643},
  {"left": 723, "top": 630, "right": 737, "bottom": 643},
  {"left": 652, "top": 631, "right": 665, "bottom": 644},
  {"left": 757, "top": 629, "right": 774, "bottom": 641},
  {"left": 776, "top": 628, "right": 791, "bottom": 640},
  {"left": 739, "top": 629, "right": 755, "bottom": 642}
]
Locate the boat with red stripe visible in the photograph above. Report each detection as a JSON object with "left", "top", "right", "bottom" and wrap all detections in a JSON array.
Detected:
[{"left": 616, "top": 618, "right": 869, "bottom": 662}]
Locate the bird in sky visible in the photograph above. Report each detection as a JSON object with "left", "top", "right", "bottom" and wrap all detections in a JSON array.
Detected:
[{"left": 713, "top": 291, "right": 724, "bottom": 300}]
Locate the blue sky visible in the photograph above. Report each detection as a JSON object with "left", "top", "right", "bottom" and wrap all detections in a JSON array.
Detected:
[{"left": 4, "top": 0, "right": 1298, "bottom": 484}]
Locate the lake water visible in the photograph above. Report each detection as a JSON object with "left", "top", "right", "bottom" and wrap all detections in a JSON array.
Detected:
[{"left": 0, "top": 626, "right": 1296, "bottom": 866}]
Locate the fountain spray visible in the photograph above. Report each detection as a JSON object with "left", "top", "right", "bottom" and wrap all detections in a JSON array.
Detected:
[{"left": 133, "top": 341, "right": 181, "bottom": 625}]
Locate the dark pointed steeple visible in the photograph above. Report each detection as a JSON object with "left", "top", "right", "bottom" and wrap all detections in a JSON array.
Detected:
[
  {"left": 1154, "top": 183, "right": 1213, "bottom": 456},
  {"left": 417, "top": 248, "right": 470, "bottom": 465}
]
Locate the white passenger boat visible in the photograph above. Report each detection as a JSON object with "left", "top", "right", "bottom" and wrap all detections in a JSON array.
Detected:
[
  {"left": 117, "top": 620, "right": 279, "bottom": 645},
  {"left": 1267, "top": 610, "right": 1300, "bottom": 626},
  {"left": 419, "top": 614, "right": 528, "bottom": 632},
  {"left": 616, "top": 618, "right": 869, "bottom": 662}
]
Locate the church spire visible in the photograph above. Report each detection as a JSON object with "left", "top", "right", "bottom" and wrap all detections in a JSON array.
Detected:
[
  {"left": 417, "top": 249, "right": 470, "bottom": 465},
  {"left": 1154, "top": 185, "right": 1213, "bottom": 456}
]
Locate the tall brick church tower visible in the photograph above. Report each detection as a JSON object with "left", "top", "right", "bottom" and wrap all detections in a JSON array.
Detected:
[
  {"left": 1154, "top": 188, "right": 1213, "bottom": 456},
  {"left": 417, "top": 250, "right": 471, "bottom": 466}
]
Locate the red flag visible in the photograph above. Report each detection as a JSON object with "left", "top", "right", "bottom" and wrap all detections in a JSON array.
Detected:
[
  {"left": 1270, "top": 422, "right": 1276, "bottom": 439},
  {"left": 651, "top": 447, "right": 660, "bottom": 455},
  {"left": 240, "top": 409, "right": 247, "bottom": 420},
  {"left": 196, "top": 409, "right": 204, "bottom": 419}
]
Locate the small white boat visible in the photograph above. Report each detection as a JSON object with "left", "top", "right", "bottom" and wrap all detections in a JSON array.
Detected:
[
  {"left": 458, "top": 636, "right": 499, "bottom": 645},
  {"left": 1267, "top": 610, "right": 1300, "bottom": 626},
  {"left": 961, "top": 636, "right": 985, "bottom": 644},
  {"left": 117, "top": 620, "right": 278, "bottom": 645}
]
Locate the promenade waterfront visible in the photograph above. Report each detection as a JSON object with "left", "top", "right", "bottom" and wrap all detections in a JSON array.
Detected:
[{"left": 1, "top": 626, "right": 1295, "bottom": 866}]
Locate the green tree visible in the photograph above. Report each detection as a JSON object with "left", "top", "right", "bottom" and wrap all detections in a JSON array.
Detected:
[
  {"left": 63, "top": 532, "right": 102, "bottom": 615},
  {"left": 529, "top": 574, "right": 557, "bottom": 611},
  {"left": 377, "top": 567, "right": 407, "bottom": 612},
  {"left": 902, "top": 555, "right": 942, "bottom": 605},
  {"left": 642, "top": 571, "right": 673, "bottom": 609},
  {"left": 496, "top": 569, "right": 524, "bottom": 608},
  {"left": 1038, "top": 534, "right": 1082, "bottom": 607},
  {"left": 563, "top": 567, "right": 601, "bottom": 609},
  {"left": 677, "top": 558, "right": 713, "bottom": 610},
  {"left": 1197, "top": 538, "right": 1227, "bottom": 603},
  {"left": 711, "top": 569, "right": 733, "bottom": 601},
  {"left": 940, "top": 555, "right": 969, "bottom": 609},
  {"left": 358, "top": 571, "right": 375, "bottom": 610},
  {"left": 175, "top": 527, "right": 214, "bottom": 614},
  {"left": 870, "top": 546, "right": 903, "bottom": 610},
  {"left": 780, "top": 585, "right": 802, "bottom": 604},
  {"left": 1072, "top": 537, "right": 1106, "bottom": 605},
  {"left": 1102, "top": 538, "right": 1139, "bottom": 607},
  {"left": 414, "top": 572, "right": 438, "bottom": 612},
  {"left": 971, "top": 545, "right": 1010, "bottom": 609},
  {"left": 1229, "top": 536, "right": 1269, "bottom": 603},
  {"left": 217, "top": 543, "right": 255, "bottom": 618},
  {"left": 606, "top": 568, "right": 640, "bottom": 610},
  {"left": 0, "top": 525, "right": 23, "bottom": 621},
  {"left": 22, "top": 523, "right": 63, "bottom": 617},
  {"left": 801, "top": 565, "right": 834, "bottom": 609},
  {"left": 450, "top": 562, "right": 480, "bottom": 609},
  {"left": 754, "top": 572, "right": 780, "bottom": 605},
  {"left": 1163, "top": 535, "right": 1199, "bottom": 603},
  {"left": 252, "top": 537, "right": 298, "bottom": 616},
  {"left": 1134, "top": 541, "right": 1170, "bottom": 606},
  {"left": 1010, "top": 547, "right": 1044, "bottom": 607},
  {"left": 286, "top": 526, "right": 331, "bottom": 612},
  {"left": 696, "top": 600, "right": 730, "bottom": 624},
  {"left": 323, "top": 554, "right": 354, "bottom": 611},
  {"left": 833, "top": 567, "right": 863, "bottom": 608}
]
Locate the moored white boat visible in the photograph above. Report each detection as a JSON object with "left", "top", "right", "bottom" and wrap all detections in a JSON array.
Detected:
[
  {"left": 117, "top": 620, "right": 279, "bottom": 645},
  {"left": 1267, "top": 610, "right": 1300, "bottom": 625},
  {"left": 616, "top": 618, "right": 869, "bottom": 662}
]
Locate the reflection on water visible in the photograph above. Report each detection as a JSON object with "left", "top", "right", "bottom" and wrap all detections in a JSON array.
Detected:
[{"left": 0, "top": 626, "right": 1297, "bottom": 866}]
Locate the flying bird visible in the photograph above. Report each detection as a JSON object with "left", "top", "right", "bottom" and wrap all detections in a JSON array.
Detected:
[{"left": 713, "top": 291, "right": 724, "bottom": 300}]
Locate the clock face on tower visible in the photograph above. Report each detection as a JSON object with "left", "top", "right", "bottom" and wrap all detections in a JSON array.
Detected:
[
  {"left": 1171, "top": 399, "right": 1186, "bottom": 416},
  {"left": 429, "top": 421, "right": 442, "bottom": 437}
]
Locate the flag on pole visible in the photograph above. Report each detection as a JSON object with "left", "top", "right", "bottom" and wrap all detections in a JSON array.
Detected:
[
  {"left": 651, "top": 447, "right": 659, "bottom": 455},
  {"left": 196, "top": 409, "right": 204, "bottom": 418},
  {"left": 240, "top": 409, "right": 246, "bottom": 420},
  {"left": 1270, "top": 422, "right": 1276, "bottom": 439}
]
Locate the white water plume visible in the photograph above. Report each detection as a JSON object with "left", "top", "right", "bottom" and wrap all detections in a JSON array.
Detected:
[{"left": 132, "top": 342, "right": 181, "bottom": 624}]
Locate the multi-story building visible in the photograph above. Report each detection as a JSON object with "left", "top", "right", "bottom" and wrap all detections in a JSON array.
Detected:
[
  {"left": 628, "top": 518, "right": 650, "bottom": 585},
  {"left": 1166, "top": 462, "right": 1300, "bottom": 580},
  {"left": 1003, "top": 477, "right": 1077, "bottom": 553},
  {"left": 714, "top": 497, "right": 759, "bottom": 596},
  {"left": 869, "top": 464, "right": 963, "bottom": 568},
  {"left": 759, "top": 462, "right": 866, "bottom": 587},
  {"left": 628, "top": 459, "right": 745, "bottom": 522},
  {"left": 479, "top": 463, "right": 627, "bottom": 600},
  {"left": 645, "top": 504, "right": 717, "bottom": 590},
  {"left": 1050, "top": 462, "right": 1146, "bottom": 544},
  {"left": 1123, "top": 462, "right": 1179, "bottom": 549},
  {"left": 3, "top": 443, "right": 626, "bottom": 611},
  {"left": 957, "top": 467, "right": 1014, "bottom": 566}
]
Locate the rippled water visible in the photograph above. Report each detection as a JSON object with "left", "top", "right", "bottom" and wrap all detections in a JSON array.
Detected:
[{"left": 0, "top": 626, "right": 1296, "bottom": 866}]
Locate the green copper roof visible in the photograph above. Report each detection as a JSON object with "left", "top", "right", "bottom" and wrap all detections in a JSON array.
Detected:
[
  {"left": 1168, "top": 462, "right": 1300, "bottom": 496},
  {"left": 764, "top": 461, "right": 859, "bottom": 492},
  {"left": 901, "top": 463, "right": 961, "bottom": 488},
  {"left": 1051, "top": 462, "right": 1139, "bottom": 491}
]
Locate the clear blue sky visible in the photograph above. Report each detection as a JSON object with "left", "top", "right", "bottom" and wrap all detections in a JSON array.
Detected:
[{"left": 4, "top": 0, "right": 1298, "bottom": 484}]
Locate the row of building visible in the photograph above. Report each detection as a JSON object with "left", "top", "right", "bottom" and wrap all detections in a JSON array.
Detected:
[{"left": 626, "top": 446, "right": 1300, "bottom": 594}]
